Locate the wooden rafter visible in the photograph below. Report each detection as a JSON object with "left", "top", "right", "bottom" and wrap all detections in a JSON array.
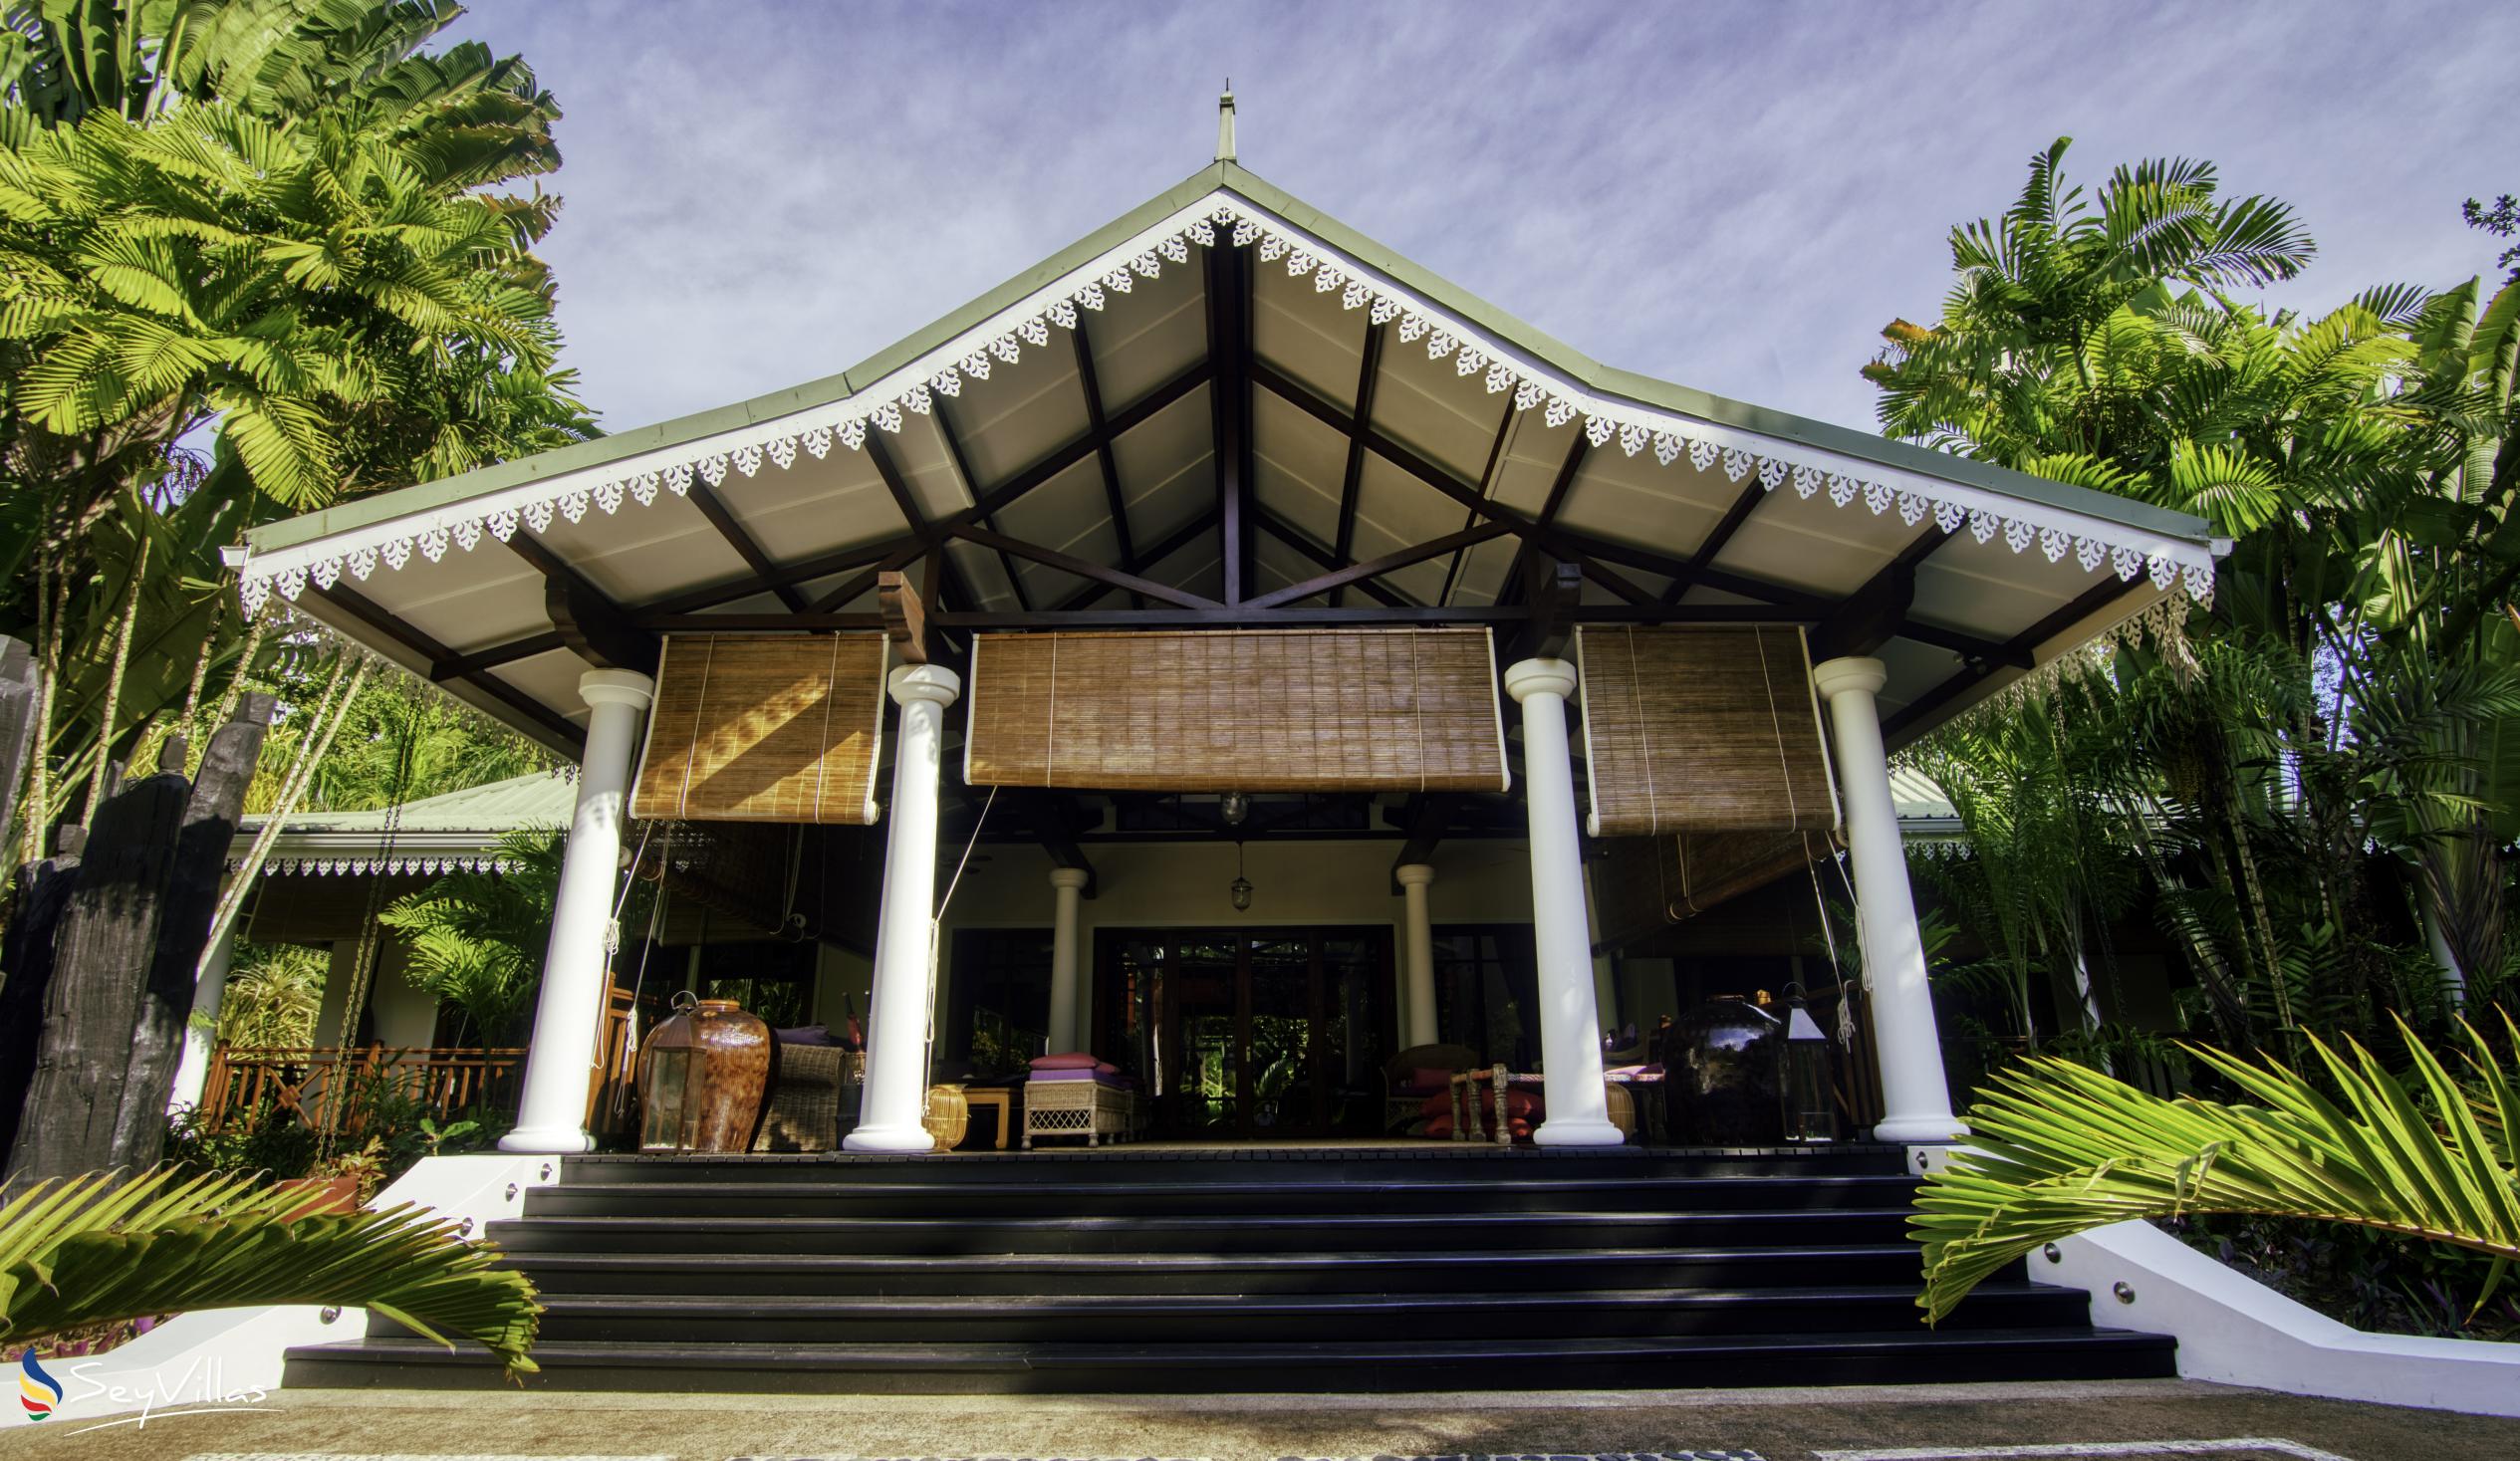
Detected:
[
  {"left": 310, "top": 584, "right": 585, "bottom": 751},
  {"left": 641, "top": 602, "right": 1819, "bottom": 633},
  {"left": 1204, "top": 235, "right": 1252, "bottom": 604},
  {"left": 930, "top": 400, "right": 1035, "bottom": 611},
  {"left": 1054, "top": 508, "right": 1222, "bottom": 611},
  {"left": 1330, "top": 321, "right": 1386, "bottom": 608},
  {"left": 685, "top": 480, "right": 808, "bottom": 611},
  {"left": 1437, "top": 401, "right": 1517, "bottom": 609},
  {"left": 1883, "top": 574, "right": 2145, "bottom": 746},
  {"left": 1070, "top": 321, "right": 1139, "bottom": 609},
  {"left": 1240, "top": 521, "right": 1510, "bottom": 610},
  {"left": 1250, "top": 504, "right": 1409, "bottom": 608},
  {"left": 865, "top": 433, "right": 981, "bottom": 614},
  {"left": 951, "top": 523, "right": 1220, "bottom": 610},
  {"left": 1660, "top": 476, "right": 1769, "bottom": 605}
]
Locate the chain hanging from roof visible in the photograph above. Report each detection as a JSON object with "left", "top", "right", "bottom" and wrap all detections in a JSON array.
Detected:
[{"left": 234, "top": 194, "right": 2220, "bottom": 620}]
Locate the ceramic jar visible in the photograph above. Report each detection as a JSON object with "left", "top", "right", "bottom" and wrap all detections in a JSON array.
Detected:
[{"left": 636, "top": 994, "right": 772, "bottom": 1153}]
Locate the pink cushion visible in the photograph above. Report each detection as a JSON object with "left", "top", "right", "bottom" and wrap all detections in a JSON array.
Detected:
[
  {"left": 1032, "top": 1052, "right": 1098, "bottom": 1070},
  {"left": 1096, "top": 1061, "right": 1119, "bottom": 1075}
]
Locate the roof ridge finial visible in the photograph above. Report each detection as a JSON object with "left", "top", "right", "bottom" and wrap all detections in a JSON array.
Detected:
[{"left": 1215, "top": 81, "right": 1236, "bottom": 163}]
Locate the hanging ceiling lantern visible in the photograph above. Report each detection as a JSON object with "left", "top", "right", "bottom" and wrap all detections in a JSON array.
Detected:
[
  {"left": 1220, "top": 791, "right": 1250, "bottom": 826},
  {"left": 636, "top": 991, "right": 774, "bottom": 1153},
  {"left": 1230, "top": 841, "right": 1253, "bottom": 911}
]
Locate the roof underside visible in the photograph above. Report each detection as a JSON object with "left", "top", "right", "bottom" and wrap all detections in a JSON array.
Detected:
[{"left": 238, "top": 164, "right": 2218, "bottom": 760}]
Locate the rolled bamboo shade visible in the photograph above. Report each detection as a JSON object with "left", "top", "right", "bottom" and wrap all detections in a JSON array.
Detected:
[
  {"left": 1591, "top": 829, "right": 1842, "bottom": 950},
  {"left": 630, "top": 631, "right": 888, "bottom": 825},
  {"left": 1576, "top": 624, "right": 1840, "bottom": 838},
  {"left": 963, "top": 628, "right": 1508, "bottom": 793}
]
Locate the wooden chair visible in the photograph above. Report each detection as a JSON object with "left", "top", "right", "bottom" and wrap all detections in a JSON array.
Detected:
[{"left": 1383, "top": 1043, "right": 1479, "bottom": 1135}]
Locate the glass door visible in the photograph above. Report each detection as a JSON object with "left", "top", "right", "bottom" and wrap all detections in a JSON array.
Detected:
[{"left": 1097, "top": 927, "right": 1393, "bottom": 1140}]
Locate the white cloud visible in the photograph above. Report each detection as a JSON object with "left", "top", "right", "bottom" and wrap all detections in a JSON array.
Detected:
[{"left": 454, "top": 0, "right": 2520, "bottom": 435}]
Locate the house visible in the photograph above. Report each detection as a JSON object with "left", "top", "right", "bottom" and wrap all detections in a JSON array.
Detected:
[{"left": 219, "top": 115, "right": 2229, "bottom": 1390}]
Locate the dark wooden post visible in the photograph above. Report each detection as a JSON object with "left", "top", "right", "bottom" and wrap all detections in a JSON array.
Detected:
[
  {"left": 109, "top": 693, "right": 272, "bottom": 1166},
  {"left": 5, "top": 770, "right": 189, "bottom": 1183}
]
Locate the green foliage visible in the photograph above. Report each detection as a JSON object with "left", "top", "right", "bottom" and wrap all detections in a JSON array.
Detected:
[
  {"left": 0, "top": 0, "right": 590, "bottom": 854},
  {"left": 213, "top": 938, "right": 325, "bottom": 1047},
  {"left": 1911, "top": 1013, "right": 2520, "bottom": 1325},
  {"left": 0, "top": 1164, "right": 539, "bottom": 1373},
  {"left": 378, "top": 828, "right": 650, "bottom": 1048},
  {"left": 1877, "top": 141, "right": 2520, "bottom": 1060}
]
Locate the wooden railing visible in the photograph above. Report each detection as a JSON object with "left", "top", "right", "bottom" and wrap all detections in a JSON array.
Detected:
[{"left": 196, "top": 1044, "right": 527, "bottom": 1133}]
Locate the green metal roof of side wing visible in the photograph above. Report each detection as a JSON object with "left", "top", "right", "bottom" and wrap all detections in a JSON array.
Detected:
[{"left": 243, "top": 161, "right": 2220, "bottom": 559}]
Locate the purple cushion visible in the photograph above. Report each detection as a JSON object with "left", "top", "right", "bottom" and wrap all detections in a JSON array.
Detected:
[
  {"left": 776, "top": 1024, "right": 839, "bottom": 1046},
  {"left": 1030, "top": 1067, "right": 1101, "bottom": 1083},
  {"left": 1032, "top": 1052, "right": 1098, "bottom": 1070}
]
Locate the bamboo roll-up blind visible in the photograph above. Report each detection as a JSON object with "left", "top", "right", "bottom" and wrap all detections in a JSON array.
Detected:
[
  {"left": 630, "top": 631, "right": 888, "bottom": 825},
  {"left": 1590, "top": 829, "right": 1841, "bottom": 949},
  {"left": 1576, "top": 624, "right": 1840, "bottom": 838},
  {"left": 963, "top": 628, "right": 1508, "bottom": 792}
]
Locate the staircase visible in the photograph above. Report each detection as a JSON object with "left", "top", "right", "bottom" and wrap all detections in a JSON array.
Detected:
[{"left": 285, "top": 1145, "right": 2174, "bottom": 1393}]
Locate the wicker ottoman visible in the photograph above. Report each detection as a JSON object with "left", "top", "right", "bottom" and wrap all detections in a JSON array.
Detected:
[{"left": 1021, "top": 1078, "right": 1134, "bottom": 1148}]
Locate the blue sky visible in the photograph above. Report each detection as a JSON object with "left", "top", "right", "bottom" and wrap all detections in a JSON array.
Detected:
[{"left": 451, "top": 0, "right": 2518, "bottom": 438}]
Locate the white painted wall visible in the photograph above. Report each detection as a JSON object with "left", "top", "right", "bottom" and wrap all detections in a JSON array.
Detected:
[{"left": 2040, "top": 1217, "right": 2520, "bottom": 1417}]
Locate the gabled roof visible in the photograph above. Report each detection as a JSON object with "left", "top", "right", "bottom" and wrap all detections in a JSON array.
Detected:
[{"left": 234, "top": 160, "right": 2223, "bottom": 757}]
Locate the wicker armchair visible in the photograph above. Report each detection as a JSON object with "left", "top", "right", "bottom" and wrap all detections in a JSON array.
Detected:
[
  {"left": 751, "top": 1044, "right": 865, "bottom": 1152},
  {"left": 1383, "top": 1043, "right": 1479, "bottom": 1135}
]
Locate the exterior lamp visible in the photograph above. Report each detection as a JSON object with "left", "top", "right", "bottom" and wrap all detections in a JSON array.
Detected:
[
  {"left": 1229, "top": 841, "right": 1253, "bottom": 911},
  {"left": 1780, "top": 987, "right": 1838, "bottom": 1144},
  {"left": 1220, "top": 791, "right": 1250, "bottom": 826}
]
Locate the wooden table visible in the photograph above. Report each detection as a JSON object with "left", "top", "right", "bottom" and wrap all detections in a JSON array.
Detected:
[{"left": 960, "top": 1086, "right": 1014, "bottom": 1150}]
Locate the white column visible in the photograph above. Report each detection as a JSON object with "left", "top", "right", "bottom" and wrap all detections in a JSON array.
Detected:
[
  {"left": 1047, "top": 866, "right": 1089, "bottom": 1053},
  {"left": 846, "top": 663, "right": 961, "bottom": 1153},
  {"left": 1813, "top": 656, "right": 1965, "bottom": 1143},
  {"left": 1395, "top": 863, "right": 1440, "bottom": 1049},
  {"left": 165, "top": 922, "right": 238, "bottom": 1113},
  {"left": 1504, "top": 658, "right": 1622, "bottom": 1146},
  {"left": 501, "top": 668, "right": 654, "bottom": 1154}
]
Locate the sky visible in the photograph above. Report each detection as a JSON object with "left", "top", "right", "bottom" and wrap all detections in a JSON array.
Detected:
[{"left": 450, "top": 0, "right": 2519, "bottom": 440}]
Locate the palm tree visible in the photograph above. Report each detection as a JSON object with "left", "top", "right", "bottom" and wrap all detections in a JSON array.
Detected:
[
  {"left": 1871, "top": 141, "right": 2520, "bottom": 1053},
  {"left": 0, "top": 0, "right": 591, "bottom": 856},
  {"left": 1, "top": 1165, "right": 538, "bottom": 1375}
]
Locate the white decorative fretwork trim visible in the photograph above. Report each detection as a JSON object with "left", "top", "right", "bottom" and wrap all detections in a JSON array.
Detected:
[
  {"left": 226, "top": 852, "right": 521, "bottom": 877},
  {"left": 234, "top": 191, "right": 2220, "bottom": 619}
]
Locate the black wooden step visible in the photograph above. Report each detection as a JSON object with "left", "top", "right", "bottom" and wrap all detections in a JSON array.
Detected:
[
  {"left": 521, "top": 1173, "right": 1919, "bottom": 1219},
  {"left": 553, "top": 1146, "right": 1912, "bottom": 1186},
  {"left": 486, "top": 1206, "right": 1917, "bottom": 1256},
  {"left": 494, "top": 1243, "right": 2003, "bottom": 1298},
  {"left": 285, "top": 1326, "right": 2176, "bottom": 1393},
  {"left": 462, "top": 1284, "right": 2088, "bottom": 1346}
]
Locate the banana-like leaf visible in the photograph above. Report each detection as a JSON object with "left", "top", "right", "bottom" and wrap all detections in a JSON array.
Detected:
[
  {"left": 0, "top": 1166, "right": 539, "bottom": 1375},
  {"left": 1912, "top": 1012, "right": 2520, "bottom": 1324}
]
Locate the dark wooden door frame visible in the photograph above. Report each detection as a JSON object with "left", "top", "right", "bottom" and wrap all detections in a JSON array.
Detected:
[{"left": 1094, "top": 925, "right": 1395, "bottom": 1140}]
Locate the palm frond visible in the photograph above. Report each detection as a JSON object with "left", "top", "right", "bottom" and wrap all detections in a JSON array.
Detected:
[
  {"left": 1912, "top": 1012, "right": 2520, "bottom": 1324},
  {"left": 0, "top": 1166, "right": 539, "bottom": 1374}
]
